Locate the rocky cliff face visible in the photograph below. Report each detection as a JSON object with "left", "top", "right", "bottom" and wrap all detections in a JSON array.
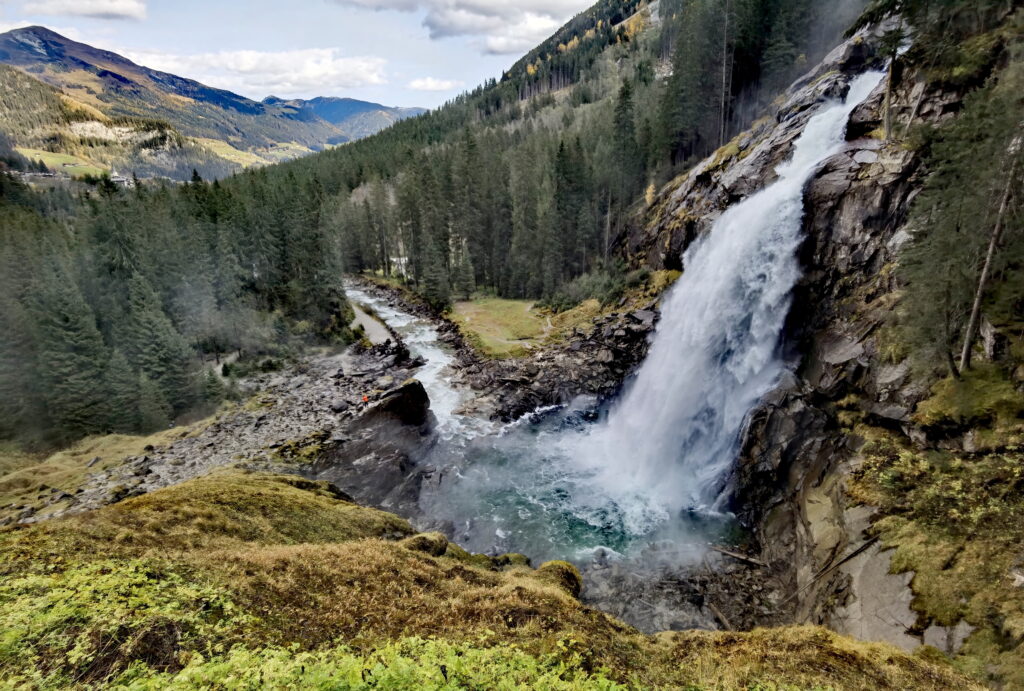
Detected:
[{"left": 621, "top": 32, "right": 972, "bottom": 648}]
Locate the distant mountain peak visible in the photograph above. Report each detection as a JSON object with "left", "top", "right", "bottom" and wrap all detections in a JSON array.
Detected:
[{"left": 0, "top": 26, "right": 425, "bottom": 180}]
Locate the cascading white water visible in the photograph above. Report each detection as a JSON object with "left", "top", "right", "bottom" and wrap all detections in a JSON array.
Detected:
[
  {"left": 377, "top": 72, "right": 885, "bottom": 571},
  {"left": 573, "top": 71, "right": 885, "bottom": 528}
]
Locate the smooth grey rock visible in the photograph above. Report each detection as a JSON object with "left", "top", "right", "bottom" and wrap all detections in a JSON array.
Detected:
[{"left": 922, "top": 620, "right": 975, "bottom": 655}]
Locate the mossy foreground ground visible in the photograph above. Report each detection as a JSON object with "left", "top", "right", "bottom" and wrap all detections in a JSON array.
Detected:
[
  {"left": 848, "top": 367, "right": 1024, "bottom": 689},
  {"left": 0, "top": 469, "right": 971, "bottom": 689}
]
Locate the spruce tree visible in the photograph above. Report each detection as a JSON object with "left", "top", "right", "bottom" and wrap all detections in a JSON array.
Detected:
[
  {"left": 613, "top": 79, "right": 641, "bottom": 206},
  {"left": 453, "top": 238, "right": 476, "bottom": 300},
  {"left": 0, "top": 294, "right": 46, "bottom": 440},
  {"left": 123, "top": 272, "right": 194, "bottom": 411},
  {"left": 31, "top": 269, "right": 110, "bottom": 441},
  {"left": 106, "top": 349, "right": 140, "bottom": 433},
  {"left": 137, "top": 373, "right": 172, "bottom": 432},
  {"left": 202, "top": 369, "right": 227, "bottom": 407},
  {"left": 422, "top": 239, "right": 451, "bottom": 309}
]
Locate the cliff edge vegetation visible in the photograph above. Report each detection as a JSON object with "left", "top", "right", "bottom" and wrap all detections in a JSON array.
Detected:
[{"left": 0, "top": 469, "right": 972, "bottom": 690}]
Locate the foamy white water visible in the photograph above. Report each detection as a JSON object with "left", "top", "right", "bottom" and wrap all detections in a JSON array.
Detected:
[
  {"left": 571, "top": 71, "right": 885, "bottom": 530},
  {"left": 343, "top": 283, "right": 491, "bottom": 439}
]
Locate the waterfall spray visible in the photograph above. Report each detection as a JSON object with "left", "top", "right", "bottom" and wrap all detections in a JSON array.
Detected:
[{"left": 583, "top": 71, "right": 886, "bottom": 526}]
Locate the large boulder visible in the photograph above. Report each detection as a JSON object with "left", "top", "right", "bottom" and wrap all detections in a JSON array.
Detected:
[
  {"left": 310, "top": 378, "right": 436, "bottom": 516},
  {"left": 362, "top": 379, "right": 431, "bottom": 427}
]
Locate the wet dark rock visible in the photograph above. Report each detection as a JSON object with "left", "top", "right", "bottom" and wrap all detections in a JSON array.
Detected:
[{"left": 363, "top": 379, "right": 431, "bottom": 427}]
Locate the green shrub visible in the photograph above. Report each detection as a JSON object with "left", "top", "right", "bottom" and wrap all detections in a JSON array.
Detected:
[
  {"left": 542, "top": 270, "right": 626, "bottom": 313},
  {"left": 113, "top": 637, "right": 626, "bottom": 690},
  {"left": 0, "top": 559, "right": 248, "bottom": 687}
]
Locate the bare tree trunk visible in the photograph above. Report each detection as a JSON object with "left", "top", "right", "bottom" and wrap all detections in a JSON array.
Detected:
[
  {"left": 883, "top": 60, "right": 894, "bottom": 140},
  {"left": 719, "top": 0, "right": 731, "bottom": 148},
  {"left": 959, "top": 142, "right": 1020, "bottom": 371},
  {"left": 902, "top": 81, "right": 927, "bottom": 137}
]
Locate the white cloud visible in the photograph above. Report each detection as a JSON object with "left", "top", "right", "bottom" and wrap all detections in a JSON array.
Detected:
[
  {"left": 408, "top": 76, "right": 462, "bottom": 91},
  {"left": 120, "top": 47, "right": 388, "bottom": 99},
  {"left": 19, "top": 0, "right": 146, "bottom": 20},
  {"left": 331, "top": 0, "right": 589, "bottom": 54}
]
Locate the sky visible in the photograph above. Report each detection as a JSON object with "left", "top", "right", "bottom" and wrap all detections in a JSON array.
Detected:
[{"left": 0, "top": 0, "right": 595, "bottom": 108}]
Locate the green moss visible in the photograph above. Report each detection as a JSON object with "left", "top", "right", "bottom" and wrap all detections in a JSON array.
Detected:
[
  {"left": 113, "top": 637, "right": 626, "bottom": 690},
  {"left": 269, "top": 431, "right": 331, "bottom": 464},
  {"left": 875, "top": 324, "right": 910, "bottom": 365},
  {"left": 914, "top": 364, "right": 1024, "bottom": 448},
  {"left": 0, "top": 559, "right": 249, "bottom": 686},
  {"left": 850, "top": 428, "right": 1024, "bottom": 687},
  {"left": 710, "top": 139, "right": 741, "bottom": 169}
]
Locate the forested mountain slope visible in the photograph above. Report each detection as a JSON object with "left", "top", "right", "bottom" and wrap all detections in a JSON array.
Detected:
[
  {"left": 0, "top": 0, "right": 870, "bottom": 464},
  {"left": 225, "top": 0, "right": 867, "bottom": 307},
  {"left": 0, "top": 170, "right": 353, "bottom": 446},
  {"left": 0, "top": 26, "right": 421, "bottom": 178}
]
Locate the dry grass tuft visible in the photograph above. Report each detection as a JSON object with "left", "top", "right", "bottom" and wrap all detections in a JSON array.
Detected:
[
  {"left": 0, "top": 419, "right": 223, "bottom": 524},
  {"left": 654, "top": 626, "right": 977, "bottom": 690},
  {"left": 0, "top": 469, "right": 979, "bottom": 689}
]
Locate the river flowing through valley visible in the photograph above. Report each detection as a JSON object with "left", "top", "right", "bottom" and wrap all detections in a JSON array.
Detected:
[{"left": 344, "top": 71, "right": 885, "bottom": 629}]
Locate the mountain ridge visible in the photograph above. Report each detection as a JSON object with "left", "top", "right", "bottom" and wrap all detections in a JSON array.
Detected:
[{"left": 0, "top": 25, "right": 424, "bottom": 178}]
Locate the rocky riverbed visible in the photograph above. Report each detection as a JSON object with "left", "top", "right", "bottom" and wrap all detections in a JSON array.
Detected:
[
  {"left": 47, "top": 339, "right": 434, "bottom": 520},
  {"left": 348, "top": 279, "right": 662, "bottom": 421}
]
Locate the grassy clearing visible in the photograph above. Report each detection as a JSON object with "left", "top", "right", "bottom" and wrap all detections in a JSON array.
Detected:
[
  {"left": 450, "top": 270, "right": 682, "bottom": 358},
  {"left": 0, "top": 469, "right": 971, "bottom": 689},
  {"left": 14, "top": 147, "right": 106, "bottom": 177},
  {"left": 191, "top": 138, "right": 268, "bottom": 168},
  {"left": 452, "top": 298, "right": 547, "bottom": 357},
  {"left": 848, "top": 370, "right": 1024, "bottom": 687},
  {"left": 259, "top": 141, "right": 316, "bottom": 162},
  {"left": 0, "top": 443, "right": 43, "bottom": 479},
  {"left": 0, "top": 412, "right": 223, "bottom": 524}
]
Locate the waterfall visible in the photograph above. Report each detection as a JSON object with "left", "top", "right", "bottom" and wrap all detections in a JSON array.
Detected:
[
  {"left": 580, "top": 71, "right": 885, "bottom": 526},
  {"left": 416, "top": 71, "right": 884, "bottom": 567}
]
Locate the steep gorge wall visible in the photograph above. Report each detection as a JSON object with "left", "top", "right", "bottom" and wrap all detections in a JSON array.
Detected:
[{"left": 622, "top": 33, "right": 968, "bottom": 646}]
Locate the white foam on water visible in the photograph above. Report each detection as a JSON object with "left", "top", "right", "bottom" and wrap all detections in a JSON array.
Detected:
[{"left": 561, "top": 71, "right": 886, "bottom": 535}]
